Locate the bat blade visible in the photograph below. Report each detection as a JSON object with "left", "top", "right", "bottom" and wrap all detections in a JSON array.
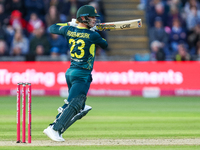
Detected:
[{"left": 96, "top": 19, "right": 142, "bottom": 31}]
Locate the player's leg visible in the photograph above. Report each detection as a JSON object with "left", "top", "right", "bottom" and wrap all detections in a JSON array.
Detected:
[
  {"left": 44, "top": 74, "right": 92, "bottom": 141},
  {"left": 58, "top": 73, "right": 92, "bottom": 113},
  {"left": 43, "top": 72, "right": 73, "bottom": 141},
  {"left": 53, "top": 94, "right": 87, "bottom": 133},
  {"left": 54, "top": 77, "right": 92, "bottom": 132},
  {"left": 60, "top": 104, "right": 92, "bottom": 134},
  {"left": 56, "top": 74, "right": 92, "bottom": 125},
  {"left": 43, "top": 93, "right": 86, "bottom": 142},
  {"left": 43, "top": 94, "right": 86, "bottom": 142}
]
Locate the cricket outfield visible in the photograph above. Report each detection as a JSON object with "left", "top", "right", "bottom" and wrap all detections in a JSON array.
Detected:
[{"left": 0, "top": 96, "right": 200, "bottom": 150}]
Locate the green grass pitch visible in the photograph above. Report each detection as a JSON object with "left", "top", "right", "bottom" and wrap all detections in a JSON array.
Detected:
[{"left": 0, "top": 96, "right": 200, "bottom": 150}]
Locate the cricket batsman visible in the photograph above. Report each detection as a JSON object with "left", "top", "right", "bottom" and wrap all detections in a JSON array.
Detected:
[{"left": 43, "top": 5, "right": 108, "bottom": 141}]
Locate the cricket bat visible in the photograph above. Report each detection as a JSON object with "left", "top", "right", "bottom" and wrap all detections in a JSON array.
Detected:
[{"left": 95, "top": 19, "right": 142, "bottom": 31}]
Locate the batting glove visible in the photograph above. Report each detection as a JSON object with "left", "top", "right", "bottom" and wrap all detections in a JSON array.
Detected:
[
  {"left": 90, "top": 26, "right": 97, "bottom": 31},
  {"left": 69, "top": 18, "right": 78, "bottom": 27}
]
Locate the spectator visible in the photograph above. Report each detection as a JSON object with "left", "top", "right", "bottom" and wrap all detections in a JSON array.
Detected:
[
  {"left": 43, "top": 0, "right": 51, "bottom": 13},
  {"left": 24, "top": 0, "right": 46, "bottom": 22},
  {"left": 4, "top": 24, "right": 15, "bottom": 48},
  {"left": 35, "top": 44, "right": 45, "bottom": 55},
  {"left": 0, "top": 24, "right": 7, "bottom": 40},
  {"left": 167, "top": 0, "right": 183, "bottom": 10},
  {"left": 29, "top": 26, "right": 50, "bottom": 55},
  {"left": 27, "top": 12, "right": 44, "bottom": 34},
  {"left": 166, "top": 1, "right": 185, "bottom": 29},
  {"left": 147, "top": 0, "right": 163, "bottom": 12},
  {"left": 185, "top": 6, "right": 200, "bottom": 31},
  {"left": 173, "top": 43, "right": 191, "bottom": 61},
  {"left": 184, "top": 0, "right": 200, "bottom": 15},
  {"left": 0, "top": 4, "right": 9, "bottom": 27},
  {"left": 169, "top": 18, "right": 187, "bottom": 54},
  {"left": 4, "top": 0, "right": 26, "bottom": 16},
  {"left": 187, "top": 21, "right": 200, "bottom": 55},
  {"left": 181, "top": 0, "right": 188, "bottom": 6},
  {"left": 148, "top": 2, "right": 168, "bottom": 27},
  {"left": 0, "top": 6, "right": 10, "bottom": 44},
  {"left": 58, "top": 0, "right": 84, "bottom": 22},
  {"left": 49, "top": 0, "right": 59, "bottom": 6},
  {"left": 150, "top": 40, "right": 166, "bottom": 61},
  {"left": 50, "top": 46, "right": 60, "bottom": 57},
  {"left": 48, "top": 33, "right": 68, "bottom": 55},
  {"left": 149, "top": 17, "right": 169, "bottom": 56},
  {"left": 9, "top": 10, "right": 27, "bottom": 31},
  {"left": 0, "top": 0, "right": 6, "bottom": 4},
  {"left": 0, "top": 39, "right": 8, "bottom": 56},
  {"left": 45, "top": 5, "right": 60, "bottom": 28},
  {"left": 10, "top": 29, "right": 29, "bottom": 56},
  {"left": 47, "top": 0, "right": 67, "bottom": 10}
]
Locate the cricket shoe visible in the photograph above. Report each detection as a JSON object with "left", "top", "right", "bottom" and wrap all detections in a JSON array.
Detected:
[
  {"left": 71, "top": 105, "right": 92, "bottom": 121},
  {"left": 43, "top": 125, "right": 65, "bottom": 142}
]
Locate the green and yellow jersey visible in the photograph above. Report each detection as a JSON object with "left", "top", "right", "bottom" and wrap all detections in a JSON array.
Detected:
[{"left": 49, "top": 23, "right": 108, "bottom": 74}]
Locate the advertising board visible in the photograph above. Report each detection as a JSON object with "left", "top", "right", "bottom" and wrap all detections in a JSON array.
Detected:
[{"left": 0, "top": 61, "right": 200, "bottom": 96}]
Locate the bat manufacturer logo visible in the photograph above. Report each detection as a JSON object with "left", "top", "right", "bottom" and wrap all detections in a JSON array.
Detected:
[
  {"left": 120, "top": 24, "right": 131, "bottom": 29},
  {"left": 138, "top": 21, "right": 141, "bottom": 27}
]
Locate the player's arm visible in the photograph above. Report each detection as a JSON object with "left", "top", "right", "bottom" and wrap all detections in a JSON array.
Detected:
[
  {"left": 92, "top": 32, "right": 108, "bottom": 49},
  {"left": 49, "top": 19, "right": 77, "bottom": 35},
  {"left": 49, "top": 23, "right": 69, "bottom": 35}
]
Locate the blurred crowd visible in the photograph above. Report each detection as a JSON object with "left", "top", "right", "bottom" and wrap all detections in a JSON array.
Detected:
[
  {"left": 0, "top": 0, "right": 106, "bottom": 60},
  {"left": 1, "top": 0, "right": 200, "bottom": 61},
  {"left": 145, "top": 0, "right": 200, "bottom": 61}
]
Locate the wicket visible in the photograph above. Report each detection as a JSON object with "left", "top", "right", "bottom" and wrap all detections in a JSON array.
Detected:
[{"left": 17, "top": 82, "right": 32, "bottom": 143}]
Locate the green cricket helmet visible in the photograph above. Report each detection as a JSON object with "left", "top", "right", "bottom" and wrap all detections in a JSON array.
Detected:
[{"left": 76, "top": 5, "right": 100, "bottom": 19}]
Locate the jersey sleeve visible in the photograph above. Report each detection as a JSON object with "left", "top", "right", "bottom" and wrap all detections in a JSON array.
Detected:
[
  {"left": 91, "top": 32, "right": 108, "bottom": 49},
  {"left": 49, "top": 23, "right": 69, "bottom": 35}
]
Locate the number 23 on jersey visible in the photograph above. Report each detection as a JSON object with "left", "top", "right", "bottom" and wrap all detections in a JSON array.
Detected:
[{"left": 69, "top": 38, "right": 95, "bottom": 59}]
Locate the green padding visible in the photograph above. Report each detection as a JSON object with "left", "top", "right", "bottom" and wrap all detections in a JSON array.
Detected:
[
  {"left": 60, "top": 106, "right": 92, "bottom": 134},
  {"left": 53, "top": 94, "right": 86, "bottom": 133}
]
